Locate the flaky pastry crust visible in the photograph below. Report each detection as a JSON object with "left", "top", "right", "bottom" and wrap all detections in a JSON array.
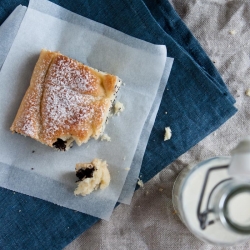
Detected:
[{"left": 10, "top": 49, "right": 121, "bottom": 150}]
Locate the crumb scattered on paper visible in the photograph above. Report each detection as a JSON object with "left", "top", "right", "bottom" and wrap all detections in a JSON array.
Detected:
[
  {"left": 124, "top": 167, "right": 130, "bottom": 171},
  {"left": 101, "top": 133, "right": 111, "bottom": 142},
  {"left": 164, "top": 127, "right": 172, "bottom": 141},
  {"left": 114, "top": 101, "right": 125, "bottom": 115},
  {"left": 245, "top": 89, "right": 250, "bottom": 96},
  {"left": 74, "top": 159, "right": 110, "bottom": 196},
  {"left": 229, "top": 30, "right": 236, "bottom": 35},
  {"left": 122, "top": 82, "right": 126, "bottom": 86},
  {"left": 137, "top": 179, "right": 144, "bottom": 188}
]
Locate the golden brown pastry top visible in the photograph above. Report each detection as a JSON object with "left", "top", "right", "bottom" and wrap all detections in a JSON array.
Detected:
[{"left": 10, "top": 49, "right": 121, "bottom": 149}]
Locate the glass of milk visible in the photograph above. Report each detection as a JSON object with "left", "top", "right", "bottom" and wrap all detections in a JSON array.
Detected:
[{"left": 172, "top": 156, "right": 250, "bottom": 246}]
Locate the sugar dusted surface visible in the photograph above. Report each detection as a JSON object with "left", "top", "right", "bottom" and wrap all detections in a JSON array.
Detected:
[
  {"left": 47, "top": 55, "right": 99, "bottom": 95},
  {"left": 11, "top": 50, "right": 120, "bottom": 147}
]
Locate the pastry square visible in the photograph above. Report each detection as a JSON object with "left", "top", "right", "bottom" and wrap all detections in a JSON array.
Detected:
[{"left": 10, "top": 49, "right": 121, "bottom": 150}]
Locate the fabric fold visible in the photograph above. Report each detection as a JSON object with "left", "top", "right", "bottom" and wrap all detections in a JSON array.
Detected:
[{"left": 142, "top": 0, "right": 235, "bottom": 104}]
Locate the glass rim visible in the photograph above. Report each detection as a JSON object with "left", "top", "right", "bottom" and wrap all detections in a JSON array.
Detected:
[{"left": 222, "top": 185, "right": 250, "bottom": 234}]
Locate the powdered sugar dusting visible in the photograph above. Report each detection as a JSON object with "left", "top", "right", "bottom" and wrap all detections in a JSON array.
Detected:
[
  {"left": 40, "top": 55, "right": 108, "bottom": 144},
  {"left": 47, "top": 55, "right": 98, "bottom": 95},
  {"left": 42, "top": 84, "right": 96, "bottom": 141},
  {"left": 11, "top": 50, "right": 119, "bottom": 148}
]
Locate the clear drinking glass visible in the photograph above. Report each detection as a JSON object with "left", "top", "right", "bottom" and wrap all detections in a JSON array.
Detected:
[{"left": 172, "top": 156, "right": 250, "bottom": 246}]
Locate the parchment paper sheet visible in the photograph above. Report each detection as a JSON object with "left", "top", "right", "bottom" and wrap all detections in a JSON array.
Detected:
[
  {"left": 0, "top": 5, "right": 26, "bottom": 69},
  {"left": 0, "top": 0, "right": 172, "bottom": 219},
  {"left": 0, "top": 4, "right": 174, "bottom": 206}
]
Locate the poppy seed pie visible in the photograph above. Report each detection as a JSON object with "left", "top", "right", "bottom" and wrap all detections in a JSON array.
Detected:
[{"left": 10, "top": 49, "right": 122, "bottom": 150}]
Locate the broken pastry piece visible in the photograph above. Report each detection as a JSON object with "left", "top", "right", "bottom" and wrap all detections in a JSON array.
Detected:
[
  {"left": 74, "top": 158, "right": 110, "bottom": 196},
  {"left": 114, "top": 101, "right": 125, "bottom": 116},
  {"left": 10, "top": 49, "right": 122, "bottom": 151},
  {"left": 164, "top": 127, "right": 172, "bottom": 141}
]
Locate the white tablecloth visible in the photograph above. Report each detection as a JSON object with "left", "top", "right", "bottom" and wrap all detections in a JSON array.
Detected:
[{"left": 65, "top": 1, "right": 250, "bottom": 249}]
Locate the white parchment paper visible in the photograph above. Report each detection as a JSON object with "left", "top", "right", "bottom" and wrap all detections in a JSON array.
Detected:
[
  {"left": 118, "top": 56, "right": 173, "bottom": 204},
  {"left": 0, "top": 0, "right": 171, "bottom": 220},
  {"left": 0, "top": 5, "right": 26, "bottom": 69},
  {"left": 0, "top": 5, "right": 174, "bottom": 205}
]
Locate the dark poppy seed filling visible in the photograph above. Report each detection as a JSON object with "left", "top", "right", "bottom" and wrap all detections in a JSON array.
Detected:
[
  {"left": 52, "top": 138, "right": 67, "bottom": 151},
  {"left": 76, "top": 166, "right": 96, "bottom": 181}
]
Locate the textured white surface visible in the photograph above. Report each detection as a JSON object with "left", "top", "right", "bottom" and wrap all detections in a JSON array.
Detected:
[{"left": 65, "top": 0, "right": 250, "bottom": 249}]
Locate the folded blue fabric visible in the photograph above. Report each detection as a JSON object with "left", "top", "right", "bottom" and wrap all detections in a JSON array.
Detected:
[{"left": 0, "top": 0, "right": 237, "bottom": 249}]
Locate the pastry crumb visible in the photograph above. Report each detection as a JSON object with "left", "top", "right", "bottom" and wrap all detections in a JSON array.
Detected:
[
  {"left": 229, "top": 30, "right": 236, "bottom": 35},
  {"left": 101, "top": 133, "right": 111, "bottom": 142},
  {"left": 137, "top": 179, "right": 144, "bottom": 188},
  {"left": 114, "top": 101, "right": 125, "bottom": 115},
  {"left": 74, "top": 159, "right": 110, "bottom": 196},
  {"left": 124, "top": 167, "right": 130, "bottom": 171},
  {"left": 164, "top": 127, "right": 172, "bottom": 141},
  {"left": 245, "top": 89, "right": 250, "bottom": 96}
]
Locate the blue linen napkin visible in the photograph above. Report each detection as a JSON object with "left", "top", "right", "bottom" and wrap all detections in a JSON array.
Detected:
[{"left": 0, "top": 0, "right": 237, "bottom": 249}]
